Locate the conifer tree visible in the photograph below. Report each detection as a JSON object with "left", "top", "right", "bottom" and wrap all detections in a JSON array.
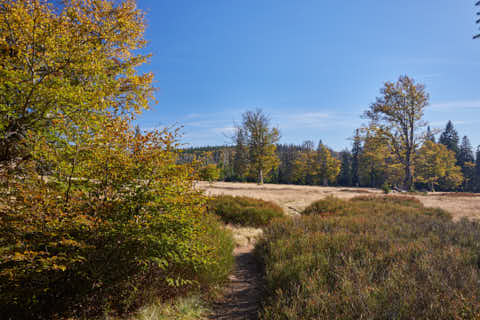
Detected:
[
  {"left": 233, "top": 128, "right": 248, "bottom": 181},
  {"left": 426, "top": 126, "right": 436, "bottom": 143},
  {"left": 351, "top": 129, "right": 362, "bottom": 186},
  {"left": 476, "top": 146, "right": 480, "bottom": 192},
  {"left": 457, "top": 136, "right": 475, "bottom": 190},
  {"left": 338, "top": 150, "right": 353, "bottom": 186},
  {"left": 439, "top": 121, "right": 460, "bottom": 155},
  {"left": 458, "top": 136, "right": 475, "bottom": 167}
]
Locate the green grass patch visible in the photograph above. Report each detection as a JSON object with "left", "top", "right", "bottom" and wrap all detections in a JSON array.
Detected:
[
  {"left": 207, "top": 195, "right": 284, "bottom": 227},
  {"left": 134, "top": 294, "right": 208, "bottom": 320},
  {"left": 257, "top": 197, "right": 480, "bottom": 319}
]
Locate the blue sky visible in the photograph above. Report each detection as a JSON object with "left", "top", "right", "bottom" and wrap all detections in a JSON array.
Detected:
[{"left": 136, "top": 0, "right": 480, "bottom": 151}]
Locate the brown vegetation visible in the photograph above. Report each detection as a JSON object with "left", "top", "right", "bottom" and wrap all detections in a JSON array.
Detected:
[
  {"left": 200, "top": 182, "right": 480, "bottom": 220},
  {"left": 256, "top": 196, "right": 480, "bottom": 319}
]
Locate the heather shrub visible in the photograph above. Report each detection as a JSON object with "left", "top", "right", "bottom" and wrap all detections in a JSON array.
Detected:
[
  {"left": 256, "top": 197, "right": 480, "bottom": 319},
  {"left": 208, "top": 195, "right": 284, "bottom": 227},
  {"left": 302, "top": 195, "right": 350, "bottom": 215},
  {"left": 351, "top": 194, "right": 423, "bottom": 208}
]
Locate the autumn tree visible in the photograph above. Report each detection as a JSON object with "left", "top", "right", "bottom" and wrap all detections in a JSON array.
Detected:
[
  {"left": 363, "top": 75, "right": 429, "bottom": 190},
  {"left": 359, "top": 133, "right": 388, "bottom": 187},
  {"left": 317, "top": 142, "right": 341, "bottom": 185},
  {"left": 293, "top": 141, "right": 340, "bottom": 186},
  {"left": 0, "top": 1, "right": 233, "bottom": 317},
  {"left": 236, "top": 109, "right": 280, "bottom": 184},
  {"left": 439, "top": 121, "right": 460, "bottom": 155},
  {"left": 416, "top": 141, "right": 463, "bottom": 191},
  {"left": 0, "top": 0, "right": 154, "bottom": 169}
]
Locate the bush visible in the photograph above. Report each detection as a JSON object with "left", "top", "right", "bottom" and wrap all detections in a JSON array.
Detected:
[
  {"left": 302, "top": 196, "right": 350, "bottom": 215},
  {"left": 256, "top": 197, "right": 480, "bottom": 320},
  {"left": 381, "top": 182, "right": 391, "bottom": 194},
  {"left": 208, "top": 195, "right": 284, "bottom": 227},
  {"left": 198, "top": 164, "right": 221, "bottom": 182},
  {"left": 351, "top": 194, "right": 424, "bottom": 208},
  {"left": 0, "top": 124, "right": 234, "bottom": 319}
]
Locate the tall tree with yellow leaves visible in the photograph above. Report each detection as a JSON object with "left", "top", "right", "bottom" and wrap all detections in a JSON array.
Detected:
[
  {"left": 293, "top": 141, "right": 340, "bottom": 186},
  {"left": 236, "top": 109, "right": 280, "bottom": 184},
  {"left": 363, "top": 76, "right": 429, "bottom": 190},
  {"left": 0, "top": 0, "right": 154, "bottom": 168}
]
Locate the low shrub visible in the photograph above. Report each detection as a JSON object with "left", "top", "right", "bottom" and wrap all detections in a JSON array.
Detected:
[
  {"left": 302, "top": 196, "right": 350, "bottom": 215},
  {"left": 208, "top": 195, "right": 284, "bottom": 227},
  {"left": 256, "top": 197, "right": 480, "bottom": 319},
  {"left": 381, "top": 182, "right": 391, "bottom": 194},
  {"left": 351, "top": 194, "right": 424, "bottom": 208}
]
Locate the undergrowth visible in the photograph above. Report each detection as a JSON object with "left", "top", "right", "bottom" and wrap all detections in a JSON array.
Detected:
[
  {"left": 257, "top": 196, "right": 480, "bottom": 319},
  {"left": 207, "top": 195, "right": 284, "bottom": 227}
]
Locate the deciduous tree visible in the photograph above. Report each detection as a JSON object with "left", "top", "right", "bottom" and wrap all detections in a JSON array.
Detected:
[
  {"left": 0, "top": 0, "right": 154, "bottom": 168},
  {"left": 236, "top": 109, "right": 280, "bottom": 184},
  {"left": 363, "top": 75, "right": 429, "bottom": 190},
  {"left": 416, "top": 141, "right": 463, "bottom": 191}
]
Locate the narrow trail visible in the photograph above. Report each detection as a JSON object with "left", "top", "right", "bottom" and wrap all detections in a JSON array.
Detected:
[{"left": 210, "top": 245, "right": 264, "bottom": 320}]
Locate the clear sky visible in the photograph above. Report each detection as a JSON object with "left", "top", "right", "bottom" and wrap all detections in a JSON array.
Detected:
[{"left": 135, "top": 0, "right": 480, "bottom": 151}]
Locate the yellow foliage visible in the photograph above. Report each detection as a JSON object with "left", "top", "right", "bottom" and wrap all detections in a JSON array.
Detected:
[{"left": 416, "top": 141, "right": 463, "bottom": 191}]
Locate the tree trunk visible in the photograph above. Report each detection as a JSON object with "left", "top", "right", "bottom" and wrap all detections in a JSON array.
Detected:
[
  {"left": 404, "top": 155, "right": 413, "bottom": 191},
  {"left": 430, "top": 182, "right": 435, "bottom": 192},
  {"left": 259, "top": 169, "right": 263, "bottom": 185}
]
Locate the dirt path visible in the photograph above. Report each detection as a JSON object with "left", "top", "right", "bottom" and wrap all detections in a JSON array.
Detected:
[{"left": 210, "top": 245, "right": 264, "bottom": 320}]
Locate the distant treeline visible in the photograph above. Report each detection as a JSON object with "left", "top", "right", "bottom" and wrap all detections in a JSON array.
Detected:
[{"left": 182, "top": 120, "right": 480, "bottom": 193}]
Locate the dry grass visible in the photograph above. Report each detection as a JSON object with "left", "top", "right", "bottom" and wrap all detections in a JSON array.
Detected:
[
  {"left": 256, "top": 197, "right": 480, "bottom": 319},
  {"left": 225, "top": 225, "right": 263, "bottom": 247},
  {"left": 198, "top": 182, "right": 480, "bottom": 221}
]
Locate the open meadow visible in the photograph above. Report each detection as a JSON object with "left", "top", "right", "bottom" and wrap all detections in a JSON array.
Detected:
[{"left": 200, "top": 181, "right": 480, "bottom": 221}]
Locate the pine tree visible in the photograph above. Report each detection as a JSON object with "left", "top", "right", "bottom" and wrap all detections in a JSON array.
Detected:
[
  {"left": 426, "top": 126, "right": 436, "bottom": 143},
  {"left": 233, "top": 128, "right": 248, "bottom": 181},
  {"left": 457, "top": 136, "right": 475, "bottom": 191},
  {"left": 338, "top": 150, "right": 353, "bottom": 186},
  {"left": 351, "top": 129, "right": 362, "bottom": 187},
  {"left": 439, "top": 121, "right": 459, "bottom": 155},
  {"left": 476, "top": 146, "right": 480, "bottom": 192},
  {"left": 458, "top": 136, "right": 475, "bottom": 167}
]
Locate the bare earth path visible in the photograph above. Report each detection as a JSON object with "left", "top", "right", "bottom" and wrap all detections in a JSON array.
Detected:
[{"left": 210, "top": 244, "right": 263, "bottom": 320}]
